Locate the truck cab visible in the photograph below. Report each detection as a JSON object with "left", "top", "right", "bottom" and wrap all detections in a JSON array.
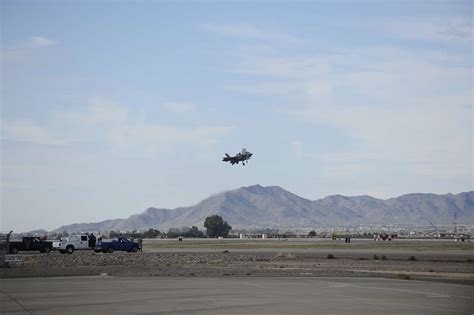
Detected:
[{"left": 53, "top": 234, "right": 96, "bottom": 254}]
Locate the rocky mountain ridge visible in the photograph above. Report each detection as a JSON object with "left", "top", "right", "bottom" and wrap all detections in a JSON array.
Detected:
[{"left": 53, "top": 185, "right": 474, "bottom": 232}]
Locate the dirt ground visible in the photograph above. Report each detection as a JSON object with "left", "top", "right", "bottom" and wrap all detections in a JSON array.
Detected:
[{"left": 2, "top": 239, "right": 473, "bottom": 285}]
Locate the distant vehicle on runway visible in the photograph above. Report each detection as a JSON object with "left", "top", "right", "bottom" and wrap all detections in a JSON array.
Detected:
[
  {"left": 54, "top": 233, "right": 96, "bottom": 254},
  {"left": 374, "top": 233, "right": 397, "bottom": 241},
  {"left": 8, "top": 237, "right": 53, "bottom": 254},
  {"left": 95, "top": 237, "right": 141, "bottom": 253},
  {"left": 222, "top": 148, "right": 253, "bottom": 166}
]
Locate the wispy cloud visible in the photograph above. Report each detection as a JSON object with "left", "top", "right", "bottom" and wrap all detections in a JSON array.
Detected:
[
  {"left": 1, "top": 35, "right": 58, "bottom": 60},
  {"left": 28, "top": 36, "right": 58, "bottom": 47},
  {"left": 162, "top": 102, "right": 198, "bottom": 114},
  {"left": 206, "top": 18, "right": 473, "bottom": 185},
  {"left": 203, "top": 23, "right": 300, "bottom": 43},
  {"left": 384, "top": 17, "right": 473, "bottom": 42},
  {"left": 2, "top": 98, "right": 232, "bottom": 156},
  {"left": 115, "top": 124, "right": 232, "bottom": 150},
  {"left": 291, "top": 140, "right": 303, "bottom": 159},
  {"left": 237, "top": 56, "right": 333, "bottom": 78},
  {"left": 225, "top": 81, "right": 302, "bottom": 95},
  {"left": 229, "top": 42, "right": 472, "bottom": 182},
  {"left": 2, "top": 120, "right": 65, "bottom": 146},
  {"left": 56, "top": 98, "right": 130, "bottom": 127}
]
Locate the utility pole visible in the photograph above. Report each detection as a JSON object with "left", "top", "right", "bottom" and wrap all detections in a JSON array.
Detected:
[
  {"left": 452, "top": 213, "right": 459, "bottom": 241},
  {"left": 428, "top": 220, "right": 440, "bottom": 238}
]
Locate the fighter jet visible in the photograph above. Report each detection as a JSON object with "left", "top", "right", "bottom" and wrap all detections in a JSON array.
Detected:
[{"left": 222, "top": 148, "right": 253, "bottom": 166}]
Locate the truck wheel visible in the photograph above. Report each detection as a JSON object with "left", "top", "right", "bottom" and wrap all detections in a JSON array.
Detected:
[
  {"left": 44, "top": 247, "right": 51, "bottom": 254},
  {"left": 94, "top": 249, "right": 101, "bottom": 253},
  {"left": 10, "top": 247, "right": 18, "bottom": 254},
  {"left": 107, "top": 247, "right": 114, "bottom": 253},
  {"left": 132, "top": 247, "right": 138, "bottom": 252},
  {"left": 66, "top": 246, "right": 74, "bottom": 254}
]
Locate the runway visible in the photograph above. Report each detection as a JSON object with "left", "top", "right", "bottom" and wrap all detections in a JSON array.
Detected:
[{"left": 1, "top": 276, "right": 473, "bottom": 314}]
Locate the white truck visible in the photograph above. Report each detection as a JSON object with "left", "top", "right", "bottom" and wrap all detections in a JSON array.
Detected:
[{"left": 53, "top": 234, "right": 96, "bottom": 254}]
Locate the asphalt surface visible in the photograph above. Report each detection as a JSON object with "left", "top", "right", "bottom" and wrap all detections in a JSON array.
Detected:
[{"left": 1, "top": 276, "right": 473, "bottom": 314}]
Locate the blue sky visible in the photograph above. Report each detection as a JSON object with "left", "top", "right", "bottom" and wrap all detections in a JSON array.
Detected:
[{"left": 1, "top": 1, "right": 472, "bottom": 232}]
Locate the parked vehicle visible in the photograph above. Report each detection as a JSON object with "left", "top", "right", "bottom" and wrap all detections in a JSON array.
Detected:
[
  {"left": 95, "top": 237, "right": 141, "bottom": 253},
  {"left": 8, "top": 237, "right": 53, "bottom": 254},
  {"left": 53, "top": 233, "right": 97, "bottom": 254}
]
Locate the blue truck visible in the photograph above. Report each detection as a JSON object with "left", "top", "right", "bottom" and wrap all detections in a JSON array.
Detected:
[{"left": 94, "top": 237, "right": 141, "bottom": 253}]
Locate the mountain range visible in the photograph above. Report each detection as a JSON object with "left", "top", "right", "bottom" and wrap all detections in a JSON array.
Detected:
[{"left": 53, "top": 185, "right": 474, "bottom": 233}]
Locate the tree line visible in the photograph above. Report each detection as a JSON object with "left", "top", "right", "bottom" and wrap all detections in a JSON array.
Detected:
[{"left": 106, "top": 215, "right": 233, "bottom": 239}]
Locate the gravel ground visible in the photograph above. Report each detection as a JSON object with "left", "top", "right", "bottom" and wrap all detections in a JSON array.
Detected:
[{"left": 2, "top": 250, "right": 474, "bottom": 285}]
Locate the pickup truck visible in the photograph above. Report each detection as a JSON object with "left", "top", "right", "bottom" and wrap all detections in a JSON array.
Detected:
[
  {"left": 53, "top": 233, "right": 97, "bottom": 254},
  {"left": 8, "top": 237, "right": 53, "bottom": 254},
  {"left": 95, "top": 237, "right": 141, "bottom": 253}
]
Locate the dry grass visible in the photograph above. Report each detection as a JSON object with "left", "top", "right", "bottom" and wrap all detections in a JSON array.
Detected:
[{"left": 143, "top": 239, "right": 474, "bottom": 251}]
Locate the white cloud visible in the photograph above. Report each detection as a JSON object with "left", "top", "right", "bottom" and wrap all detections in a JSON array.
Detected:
[
  {"left": 1, "top": 120, "right": 65, "bottom": 145},
  {"left": 230, "top": 43, "right": 472, "bottom": 184},
  {"left": 203, "top": 23, "right": 300, "bottom": 43},
  {"left": 226, "top": 81, "right": 302, "bottom": 95},
  {"left": 29, "top": 36, "right": 57, "bottom": 47},
  {"left": 106, "top": 122, "right": 232, "bottom": 155},
  {"left": 57, "top": 98, "right": 129, "bottom": 127},
  {"left": 1, "top": 36, "right": 58, "bottom": 60},
  {"left": 291, "top": 140, "right": 303, "bottom": 159},
  {"left": 384, "top": 17, "right": 473, "bottom": 42},
  {"left": 310, "top": 104, "right": 470, "bottom": 173},
  {"left": 162, "top": 102, "right": 197, "bottom": 114},
  {"left": 3, "top": 98, "right": 232, "bottom": 156},
  {"left": 238, "top": 55, "right": 333, "bottom": 78}
]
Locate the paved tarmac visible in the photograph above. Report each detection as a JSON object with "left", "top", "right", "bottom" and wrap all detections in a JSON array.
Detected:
[{"left": 1, "top": 276, "right": 473, "bottom": 314}]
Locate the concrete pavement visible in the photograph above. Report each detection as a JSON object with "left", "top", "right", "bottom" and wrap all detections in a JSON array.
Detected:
[{"left": 1, "top": 276, "right": 473, "bottom": 314}]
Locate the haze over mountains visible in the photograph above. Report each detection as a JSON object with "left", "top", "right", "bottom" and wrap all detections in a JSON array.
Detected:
[{"left": 53, "top": 185, "right": 474, "bottom": 233}]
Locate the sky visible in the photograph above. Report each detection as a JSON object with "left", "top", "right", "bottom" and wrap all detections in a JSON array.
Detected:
[{"left": 1, "top": 0, "right": 472, "bottom": 232}]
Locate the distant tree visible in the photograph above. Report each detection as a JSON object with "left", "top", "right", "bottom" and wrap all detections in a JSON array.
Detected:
[
  {"left": 189, "top": 226, "right": 205, "bottom": 238},
  {"left": 204, "top": 215, "right": 232, "bottom": 238},
  {"left": 282, "top": 231, "right": 296, "bottom": 238},
  {"left": 167, "top": 227, "right": 181, "bottom": 238},
  {"left": 308, "top": 230, "right": 317, "bottom": 238},
  {"left": 143, "top": 228, "right": 161, "bottom": 238},
  {"left": 109, "top": 230, "right": 120, "bottom": 238},
  {"left": 165, "top": 226, "right": 205, "bottom": 238}
]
